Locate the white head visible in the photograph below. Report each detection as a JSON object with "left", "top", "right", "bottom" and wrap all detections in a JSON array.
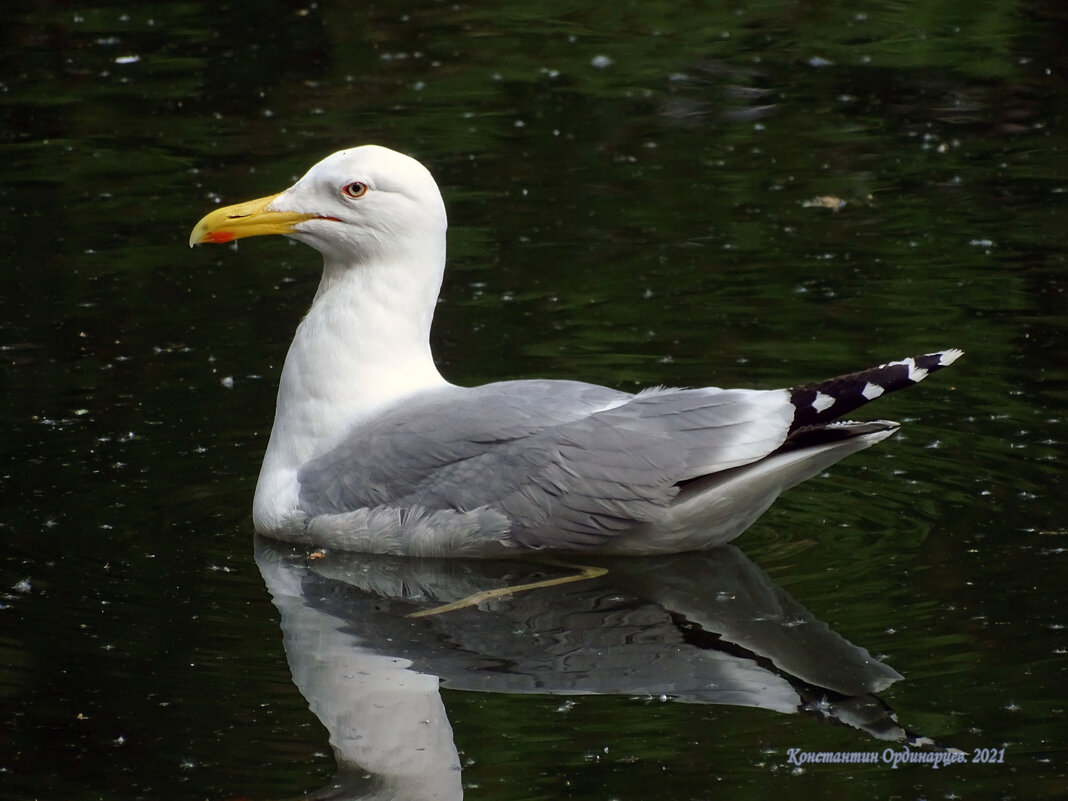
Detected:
[{"left": 190, "top": 145, "right": 448, "bottom": 269}]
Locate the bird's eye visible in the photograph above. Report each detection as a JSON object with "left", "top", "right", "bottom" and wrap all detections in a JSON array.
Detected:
[{"left": 342, "top": 181, "right": 368, "bottom": 199}]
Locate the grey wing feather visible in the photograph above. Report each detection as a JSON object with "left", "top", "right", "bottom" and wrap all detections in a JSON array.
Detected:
[
  {"left": 297, "top": 380, "right": 793, "bottom": 549},
  {"left": 297, "top": 380, "right": 625, "bottom": 511}
]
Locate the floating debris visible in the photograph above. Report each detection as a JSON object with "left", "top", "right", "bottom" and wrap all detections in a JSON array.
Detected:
[{"left": 802, "top": 195, "right": 846, "bottom": 212}]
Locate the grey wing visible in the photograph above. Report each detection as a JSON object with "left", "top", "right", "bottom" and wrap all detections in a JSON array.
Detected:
[
  {"left": 297, "top": 380, "right": 628, "bottom": 512},
  {"left": 298, "top": 380, "right": 793, "bottom": 549},
  {"left": 492, "top": 386, "right": 794, "bottom": 548}
]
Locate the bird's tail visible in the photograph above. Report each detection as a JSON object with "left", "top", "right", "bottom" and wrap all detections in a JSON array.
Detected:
[{"left": 787, "top": 349, "right": 963, "bottom": 433}]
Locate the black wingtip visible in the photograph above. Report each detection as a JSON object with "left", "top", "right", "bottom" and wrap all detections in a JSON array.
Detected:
[
  {"left": 788, "top": 349, "right": 963, "bottom": 432},
  {"left": 779, "top": 419, "right": 901, "bottom": 453}
]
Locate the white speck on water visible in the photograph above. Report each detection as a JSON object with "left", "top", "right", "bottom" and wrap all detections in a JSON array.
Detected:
[
  {"left": 221, "top": 376, "right": 234, "bottom": 389},
  {"left": 591, "top": 54, "right": 613, "bottom": 69},
  {"left": 114, "top": 55, "right": 140, "bottom": 65},
  {"left": 811, "top": 696, "right": 833, "bottom": 713}
]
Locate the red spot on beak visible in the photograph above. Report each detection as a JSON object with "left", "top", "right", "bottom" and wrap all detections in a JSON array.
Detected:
[{"left": 204, "top": 231, "right": 236, "bottom": 243}]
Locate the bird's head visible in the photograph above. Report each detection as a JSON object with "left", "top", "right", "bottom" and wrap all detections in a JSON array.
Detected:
[{"left": 189, "top": 145, "right": 448, "bottom": 264}]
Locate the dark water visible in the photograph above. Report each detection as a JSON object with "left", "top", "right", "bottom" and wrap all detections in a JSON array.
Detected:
[{"left": 1, "top": 1, "right": 1065, "bottom": 799}]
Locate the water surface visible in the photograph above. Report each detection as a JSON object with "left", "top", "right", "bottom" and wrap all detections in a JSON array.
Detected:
[{"left": 1, "top": 1, "right": 1065, "bottom": 799}]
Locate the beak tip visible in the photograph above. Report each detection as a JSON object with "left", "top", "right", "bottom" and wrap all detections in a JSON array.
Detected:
[{"left": 188, "top": 191, "right": 293, "bottom": 249}]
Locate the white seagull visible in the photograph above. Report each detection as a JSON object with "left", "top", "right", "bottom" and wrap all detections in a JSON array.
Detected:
[{"left": 190, "top": 145, "right": 962, "bottom": 557}]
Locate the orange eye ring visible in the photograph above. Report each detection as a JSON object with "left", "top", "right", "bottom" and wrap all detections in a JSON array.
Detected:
[{"left": 342, "top": 181, "right": 368, "bottom": 199}]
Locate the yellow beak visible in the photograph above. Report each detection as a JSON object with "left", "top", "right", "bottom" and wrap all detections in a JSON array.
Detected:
[{"left": 188, "top": 192, "right": 322, "bottom": 247}]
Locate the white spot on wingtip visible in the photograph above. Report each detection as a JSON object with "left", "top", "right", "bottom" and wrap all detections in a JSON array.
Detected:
[
  {"left": 861, "top": 382, "right": 885, "bottom": 400},
  {"left": 813, "top": 391, "right": 836, "bottom": 412},
  {"left": 937, "top": 348, "right": 964, "bottom": 366},
  {"left": 889, "top": 357, "right": 928, "bottom": 382}
]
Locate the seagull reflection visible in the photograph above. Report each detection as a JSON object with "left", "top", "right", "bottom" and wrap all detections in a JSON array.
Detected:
[{"left": 255, "top": 537, "right": 919, "bottom": 800}]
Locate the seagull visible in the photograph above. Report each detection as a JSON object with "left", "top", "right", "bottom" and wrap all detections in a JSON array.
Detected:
[{"left": 190, "top": 145, "right": 962, "bottom": 557}]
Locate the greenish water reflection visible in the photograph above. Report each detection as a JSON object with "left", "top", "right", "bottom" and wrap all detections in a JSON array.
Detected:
[{"left": 1, "top": 1, "right": 1065, "bottom": 799}]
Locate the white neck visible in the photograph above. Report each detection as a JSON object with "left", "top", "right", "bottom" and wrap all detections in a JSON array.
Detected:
[{"left": 253, "top": 249, "right": 449, "bottom": 530}]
